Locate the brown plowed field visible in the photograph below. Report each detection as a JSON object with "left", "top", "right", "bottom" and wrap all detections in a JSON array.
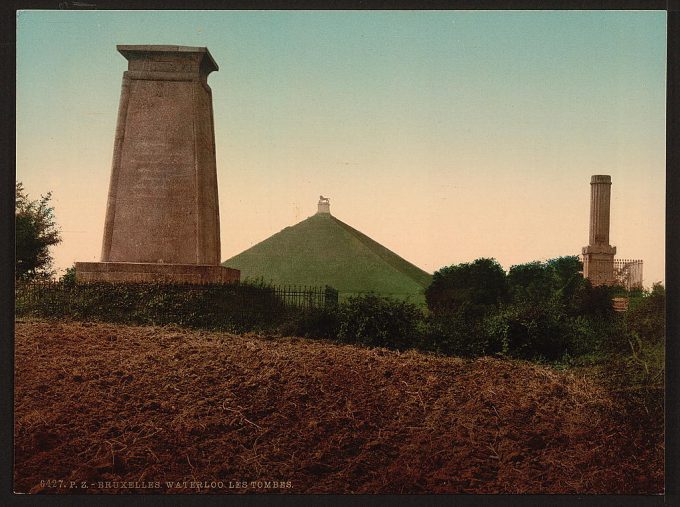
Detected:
[{"left": 14, "top": 320, "right": 663, "bottom": 494}]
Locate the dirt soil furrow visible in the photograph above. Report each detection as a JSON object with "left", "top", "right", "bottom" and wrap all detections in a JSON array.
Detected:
[{"left": 14, "top": 320, "right": 663, "bottom": 494}]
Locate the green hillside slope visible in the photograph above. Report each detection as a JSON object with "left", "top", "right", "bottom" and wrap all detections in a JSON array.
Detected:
[{"left": 223, "top": 213, "right": 431, "bottom": 302}]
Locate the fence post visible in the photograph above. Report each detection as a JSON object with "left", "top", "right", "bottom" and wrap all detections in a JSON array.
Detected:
[{"left": 324, "top": 285, "right": 339, "bottom": 307}]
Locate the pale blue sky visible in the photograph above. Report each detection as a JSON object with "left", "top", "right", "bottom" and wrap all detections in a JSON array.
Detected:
[{"left": 16, "top": 10, "right": 667, "bottom": 285}]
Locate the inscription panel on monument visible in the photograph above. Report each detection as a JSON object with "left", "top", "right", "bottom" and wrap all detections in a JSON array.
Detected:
[{"left": 108, "top": 79, "right": 198, "bottom": 264}]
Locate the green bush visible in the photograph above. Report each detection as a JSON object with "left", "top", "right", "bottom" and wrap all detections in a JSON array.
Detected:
[
  {"left": 570, "top": 281, "right": 616, "bottom": 319},
  {"left": 425, "top": 258, "right": 507, "bottom": 315},
  {"left": 507, "top": 261, "right": 556, "bottom": 303},
  {"left": 603, "top": 283, "right": 665, "bottom": 420},
  {"left": 15, "top": 182, "right": 61, "bottom": 281},
  {"left": 423, "top": 307, "right": 494, "bottom": 357},
  {"left": 483, "top": 298, "right": 568, "bottom": 361},
  {"left": 625, "top": 283, "right": 665, "bottom": 344},
  {"left": 508, "top": 256, "right": 585, "bottom": 309},
  {"left": 337, "top": 294, "right": 424, "bottom": 350},
  {"left": 59, "top": 264, "right": 77, "bottom": 286},
  {"left": 278, "top": 305, "right": 340, "bottom": 339},
  {"left": 546, "top": 256, "right": 585, "bottom": 303},
  {"left": 482, "top": 297, "right": 615, "bottom": 362},
  {"left": 565, "top": 315, "right": 612, "bottom": 357},
  {"left": 421, "top": 255, "right": 611, "bottom": 361}
]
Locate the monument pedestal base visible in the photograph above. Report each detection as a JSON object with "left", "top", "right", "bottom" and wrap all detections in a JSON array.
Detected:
[{"left": 75, "top": 262, "right": 240, "bottom": 284}]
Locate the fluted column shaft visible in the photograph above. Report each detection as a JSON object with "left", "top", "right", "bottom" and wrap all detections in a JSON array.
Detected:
[{"left": 589, "top": 175, "right": 612, "bottom": 246}]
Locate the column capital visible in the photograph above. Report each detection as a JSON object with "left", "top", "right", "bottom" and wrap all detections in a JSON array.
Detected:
[
  {"left": 590, "top": 175, "right": 612, "bottom": 185},
  {"left": 117, "top": 45, "right": 218, "bottom": 78}
]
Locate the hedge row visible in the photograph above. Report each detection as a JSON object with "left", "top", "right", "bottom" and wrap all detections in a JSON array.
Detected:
[
  {"left": 16, "top": 282, "right": 293, "bottom": 333},
  {"left": 16, "top": 281, "right": 664, "bottom": 364}
]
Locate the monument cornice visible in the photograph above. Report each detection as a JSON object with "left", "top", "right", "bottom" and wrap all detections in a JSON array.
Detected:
[{"left": 117, "top": 45, "right": 218, "bottom": 73}]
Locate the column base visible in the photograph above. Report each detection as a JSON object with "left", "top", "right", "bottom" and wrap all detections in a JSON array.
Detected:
[{"left": 581, "top": 246, "right": 616, "bottom": 287}]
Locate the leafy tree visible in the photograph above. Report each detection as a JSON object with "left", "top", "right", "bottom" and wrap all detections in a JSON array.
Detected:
[
  {"left": 507, "top": 256, "right": 585, "bottom": 305},
  {"left": 490, "top": 256, "right": 608, "bottom": 361},
  {"left": 546, "top": 256, "right": 585, "bottom": 302},
  {"left": 425, "top": 258, "right": 507, "bottom": 315},
  {"left": 507, "top": 261, "right": 555, "bottom": 302},
  {"left": 15, "top": 182, "right": 61, "bottom": 281}
]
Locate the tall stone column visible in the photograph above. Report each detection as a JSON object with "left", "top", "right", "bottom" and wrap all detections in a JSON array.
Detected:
[
  {"left": 589, "top": 175, "right": 613, "bottom": 246},
  {"left": 76, "top": 45, "right": 239, "bottom": 284},
  {"left": 582, "top": 175, "right": 616, "bottom": 286}
]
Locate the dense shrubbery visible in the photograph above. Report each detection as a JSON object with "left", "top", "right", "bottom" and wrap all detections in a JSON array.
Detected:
[
  {"left": 483, "top": 297, "right": 574, "bottom": 361},
  {"left": 420, "top": 256, "right": 665, "bottom": 364},
  {"left": 422, "top": 256, "right": 607, "bottom": 360},
  {"left": 16, "top": 281, "right": 292, "bottom": 333},
  {"left": 278, "top": 305, "right": 340, "bottom": 340},
  {"left": 425, "top": 258, "right": 507, "bottom": 316},
  {"left": 625, "top": 283, "right": 665, "bottom": 345},
  {"left": 422, "top": 307, "right": 492, "bottom": 357},
  {"left": 602, "top": 283, "right": 665, "bottom": 420},
  {"left": 275, "top": 263, "right": 663, "bottom": 365},
  {"left": 17, "top": 258, "right": 665, "bottom": 372},
  {"left": 279, "top": 294, "right": 426, "bottom": 350},
  {"left": 336, "top": 294, "right": 423, "bottom": 350}
]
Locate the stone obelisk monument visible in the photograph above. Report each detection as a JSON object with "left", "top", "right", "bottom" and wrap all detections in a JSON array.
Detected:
[
  {"left": 582, "top": 175, "right": 616, "bottom": 286},
  {"left": 76, "top": 45, "right": 239, "bottom": 283}
]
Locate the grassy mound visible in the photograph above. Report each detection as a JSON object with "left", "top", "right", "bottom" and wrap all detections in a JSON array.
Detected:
[{"left": 223, "top": 213, "right": 430, "bottom": 303}]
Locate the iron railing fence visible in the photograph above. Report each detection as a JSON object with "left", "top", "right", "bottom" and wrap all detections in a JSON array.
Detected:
[
  {"left": 578, "top": 254, "right": 643, "bottom": 290},
  {"left": 272, "top": 284, "right": 339, "bottom": 309}
]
